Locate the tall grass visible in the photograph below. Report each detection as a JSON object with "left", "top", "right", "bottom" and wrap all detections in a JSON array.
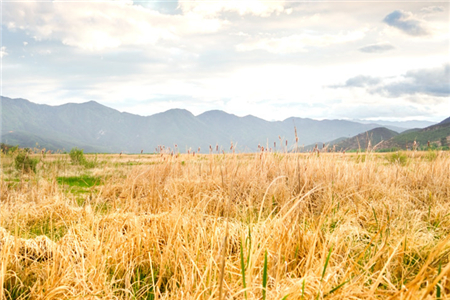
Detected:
[{"left": 0, "top": 151, "right": 449, "bottom": 299}]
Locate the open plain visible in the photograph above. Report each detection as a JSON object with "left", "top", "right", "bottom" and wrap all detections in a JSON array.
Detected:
[{"left": 0, "top": 151, "right": 449, "bottom": 299}]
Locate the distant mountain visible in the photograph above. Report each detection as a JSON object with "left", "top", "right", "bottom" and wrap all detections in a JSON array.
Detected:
[
  {"left": 1, "top": 97, "right": 222, "bottom": 153},
  {"left": 1, "top": 96, "right": 439, "bottom": 153},
  {"left": 197, "top": 111, "right": 386, "bottom": 151},
  {"left": 352, "top": 119, "right": 436, "bottom": 132},
  {"left": 378, "top": 117, "right": 450, "bottom": 149}
]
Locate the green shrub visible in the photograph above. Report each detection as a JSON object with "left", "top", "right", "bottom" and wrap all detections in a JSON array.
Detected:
[
  {"left": 1, "top": 143, "right": 18, "bottom": 154},
  {"left": 356, "top": 154, "right": 366, "bottom": 163},
  {"left": 83, "top": 154, "right": 101, "bottom": 169},
  {"left": 386, "top": 152, "right": 408, "bottom": 166},
  {"left": 69, "top": 148, "right": 101, "bottom": 168},
  {"left": 70, "top": 147, "right": 86, "bottom": 165},
  {"left": 424, "top": 150, "right": 438, "bottom": 161},
  {"left": 14, "top": 151, "right": 39, "bottom": 173}
]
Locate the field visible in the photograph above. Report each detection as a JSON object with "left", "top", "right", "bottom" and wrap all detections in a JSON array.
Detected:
[{"left": 0, "top": 150, "right": 449, "bottom": 299}]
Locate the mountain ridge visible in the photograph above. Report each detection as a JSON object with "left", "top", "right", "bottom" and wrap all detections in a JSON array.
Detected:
[{"left": 0, "top": 96, "right": 441, "bottom": 153}]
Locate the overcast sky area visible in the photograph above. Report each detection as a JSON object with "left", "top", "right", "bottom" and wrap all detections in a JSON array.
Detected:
[{"left": 1, "top": 0, "right": 449, "bottom": 122}]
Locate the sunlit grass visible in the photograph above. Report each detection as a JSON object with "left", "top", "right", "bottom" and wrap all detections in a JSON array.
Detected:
[{"left": 0, "top": 151, "right": 449, "bottom": 299}]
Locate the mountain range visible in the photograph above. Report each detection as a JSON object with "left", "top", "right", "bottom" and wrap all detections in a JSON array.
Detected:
[{"left": 0, "top": 96, "right": 442, "bottom": 153}]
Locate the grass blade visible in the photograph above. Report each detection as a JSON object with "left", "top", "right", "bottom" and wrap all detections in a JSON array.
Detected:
[
  {"left": 324, "top": 279, "right": 349, "bottom": 297},
  {"left": 322, "top": 247, "right": 333, "bottom": 281},
  {"left": 262, "top": 249, "right": 268, "bottom": 300},
  {"left": 437, "top": 261, "right": 442, "bottom": 299},
  {"left": 240, "top": 239, "right": 247, "bottom": 300},
  {"left": 301, "top": 279, "right": 305, "bottom": 300}
]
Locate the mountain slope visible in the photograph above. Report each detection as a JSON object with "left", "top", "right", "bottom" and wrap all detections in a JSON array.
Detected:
[
  {"left": 281, "top": 117, "right": 385, "bottom": 147},
  {"left": 379, "top": 117, "right": 450, "bottom": 149},
  {"left": 302, "top": 127, "right": 399, "bottom": 152},
  {"left": 332, "top": 127, "right": 399, "bottom": 151},
  {"left": 439, "top": 117, "right": 450, "bottom": 125}
]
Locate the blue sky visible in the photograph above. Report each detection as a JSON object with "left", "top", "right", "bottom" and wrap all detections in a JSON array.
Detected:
[{"left": 1, "top": 0, "right": 449, "bottom": 122}]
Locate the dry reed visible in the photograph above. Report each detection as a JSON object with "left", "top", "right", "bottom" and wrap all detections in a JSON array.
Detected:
[{"left": 0, "top": 151, "right": 449, "bottom": 299}]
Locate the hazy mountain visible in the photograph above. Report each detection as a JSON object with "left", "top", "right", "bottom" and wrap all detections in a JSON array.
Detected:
[
  {"left": 280, "top": 117, "right": 388, "bottom": 147},
  {"left": 352, "top": 119, "right": 436, "bottom": 132},
  {"left": 1, "top": 96, "right": 439, "bottom": 153}
]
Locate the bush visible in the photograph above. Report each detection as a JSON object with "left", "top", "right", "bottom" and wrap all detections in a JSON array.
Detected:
[
  {"left": 69, "top": 148, "right": 100, "bottom": 168},
  {"left": 15, "top": 151, "right": 39, "bottom": 173},
  {"left": 425, "top": 150, "right": 438, "bottom": 161},
  {"left": 386, "top": 152, "right": 408, "bottom": 166},
  {"left": 70, "top": 147, "right": 86, "bottom": 165},
  {"left": 1, "top": 143, "right": 18, "bottom": 155}
]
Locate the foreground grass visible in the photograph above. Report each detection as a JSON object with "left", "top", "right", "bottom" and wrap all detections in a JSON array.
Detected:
[{"left": 0, "top": 151, "right": 449, "bottom": 299}]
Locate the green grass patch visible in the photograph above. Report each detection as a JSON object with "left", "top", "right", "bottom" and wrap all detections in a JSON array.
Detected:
[
  {"left": 57, "top": 175, "right": 103, "bottom": 188},
  {"left": 386, "top": 152, "right": 409, "bottom": 166},
  {"left": 10, "top": 215, "right": 68, "bottom": 242},
  {"left": 3, "top": 277, "right": 31, "bottom": 300},
  {"left": 4, "top": 178, "right": 21, "bottom": 188},
  {"left": 57, "top": 175, "right": 105, "bottom": 205}
]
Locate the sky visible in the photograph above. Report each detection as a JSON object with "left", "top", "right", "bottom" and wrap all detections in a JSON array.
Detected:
[{"left": 1, "top": 0, "right": 449, "bottom": 122}]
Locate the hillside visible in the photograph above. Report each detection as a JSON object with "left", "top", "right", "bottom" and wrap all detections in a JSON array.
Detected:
[
  {"left": 302, "top": 127, "right": 398, "bottom": 152},
  {"left": 379, "top": 117, "right": 450, "bottom": 149},
  {"left": 332, "top": 127, "right": 399, "bottom": 151},
  {"left": 0, "top": 96, "right": 438, "bottom": 153},
  {"left": 439, "top": 117, "right": 450, "bottom": 125}
]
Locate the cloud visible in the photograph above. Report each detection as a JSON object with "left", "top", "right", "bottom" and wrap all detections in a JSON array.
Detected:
[
  {"left": 358, "top": 43, "right": 395, "bottom": 53},
  {"left": 2, "top": 1, "right": 225, "bottom": 51},
  {"left": 421, "top": 6, "right": 444, "bottom": 14},
  {"left": 331, "top": 64, "right": 450, "bottom": 100},
  {"left": 329, "top": 75, "right": 380, "bottom": 89},
  {"left": 0, "top": 46, "right": 7, "bottom": 57},
  {"left": 374, "top": 64, "right": 450, "bottom": 98},
  {"left": 383, "top": 10, "right": 429, "bottom": 36},
  {"left": 236, "top": 30, "right": 366, "bottom": 53},
  {"left": 341, "top": 76, "right": 381, "bottom": 88},
  {"left": 178, "top": 0, "right": 290, "bottom": 18}
]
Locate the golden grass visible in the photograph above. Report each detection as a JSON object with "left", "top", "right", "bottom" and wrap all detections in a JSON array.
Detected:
[{"left": 0, "top": 151, "right": 449, "bottom": 299}]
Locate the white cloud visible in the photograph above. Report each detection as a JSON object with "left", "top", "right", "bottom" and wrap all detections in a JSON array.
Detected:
[
  {"left": 421, "top": 6, "right": 444, "bottom": 14},
  {"left": 178, "top": 0, "right": 289, "bottom": 18},
  {"left": 330, "top": 64, "right": 450, "bottom": 102},
  {"left": 2, "top": 1, "right": 448, "bottom": 122},
  {"left": 0, "top": 47, "right": 8, "bottom": 57},
  {"left": 383, "top": 10, "right": 429, "bottom": 36},
  {"left": 3, "top": 1, "right": 225, "bottom": 51},
  {"left": 236, "top": 30, "right": 367, "bottom": 53}
]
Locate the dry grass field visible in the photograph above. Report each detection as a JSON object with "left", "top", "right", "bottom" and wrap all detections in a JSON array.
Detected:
[{"left": 0, "top": 150, "right": 449, "bottom": 299}]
